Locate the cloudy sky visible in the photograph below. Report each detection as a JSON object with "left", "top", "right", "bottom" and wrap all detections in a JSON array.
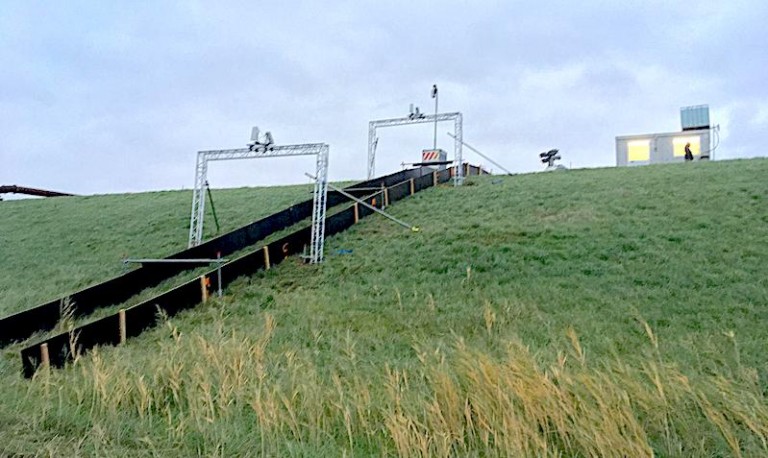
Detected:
[{"left": 1, "top": 0, "right": 766, "bottom": 195}]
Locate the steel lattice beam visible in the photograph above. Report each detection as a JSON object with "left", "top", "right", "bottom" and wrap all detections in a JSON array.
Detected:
[
  {"left": 188, "top": 143, "right": 329, "bottom": 264},
  {"left": 367, "top": 112, "right": 463, "bottom": 185}
]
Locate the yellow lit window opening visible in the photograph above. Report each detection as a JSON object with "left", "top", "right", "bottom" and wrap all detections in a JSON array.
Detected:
[
  {"left": 673, "top": 136, "right": 701, "bottom": 157},
  {"left": 627, "top": 140, "right": 650, "bottom": 162}
]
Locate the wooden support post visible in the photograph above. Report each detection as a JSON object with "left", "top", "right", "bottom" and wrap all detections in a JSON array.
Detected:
[
  {"left": 263, "top": 246, "right": 271, "bottom": 270},
  {"left": 40, "top": 343, "right": 49, "bottom": 368},
  {"left": 384, "top": 188, "right": 389, "bottom": 207},
  {"left": 449, "top": 167, "right": 455, "bottom": 178},
  {"left": 354, "top": 202, "right": 359, "bottom": 223},
  {"left": 410, "top": 178, "right": 415, "bottom": 195},
  {"left": 118, "top": 309, "right": 127, "bottom": 344},
  {"left": 200, "top": 275, "right": 209, "bottom": 303},
  {"left": 433, "top": 171, "right": 438, "bottom": 187}
]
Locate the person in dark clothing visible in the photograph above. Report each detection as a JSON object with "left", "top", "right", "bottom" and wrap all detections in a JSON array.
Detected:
[{"left": 684, "top": 142, "right": 694, "bottom": 161}]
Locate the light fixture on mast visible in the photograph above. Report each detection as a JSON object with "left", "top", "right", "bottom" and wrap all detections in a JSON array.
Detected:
[
  {"left": 247, "top": 126, "right": 275, "bottom": 152},
  {"left": 431, "top": 84, "right": 438, "bottom": 150}
]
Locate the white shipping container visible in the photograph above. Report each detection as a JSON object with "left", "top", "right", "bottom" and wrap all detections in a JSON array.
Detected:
[{"left": 616, "top": 128, "right": 711, "bottom": 166}]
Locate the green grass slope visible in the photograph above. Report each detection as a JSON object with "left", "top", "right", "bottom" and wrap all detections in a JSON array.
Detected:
[
  {"left": 1, "top": 160, "right": 767, "bottom": 456},
  {"left": 0, "top": 184, "right": 314, "bottom": 315}
]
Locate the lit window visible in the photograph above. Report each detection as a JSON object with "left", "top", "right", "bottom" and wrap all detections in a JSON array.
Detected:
[
  {"left": 673, "top": 136, "right": 701, "bottom": 157},
  {"left": 627, "top": 140, "right": 650, "bottom": 162}
]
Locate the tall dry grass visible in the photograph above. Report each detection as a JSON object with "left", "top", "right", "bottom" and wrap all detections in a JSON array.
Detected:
[{"left": 19, "top": 313, "right": 768, "bottom": 457}]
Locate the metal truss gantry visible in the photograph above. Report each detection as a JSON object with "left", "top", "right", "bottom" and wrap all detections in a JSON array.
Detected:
[
  {"left": 367, "top": 112, "right": 463, "bottom": 185},
  {"left": 188, "top": 142, "right": 329, "bottom": 264}
]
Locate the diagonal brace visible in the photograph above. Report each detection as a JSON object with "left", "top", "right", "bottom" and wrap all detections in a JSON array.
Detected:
[{"left": 304, "top": 173, "right": 420, "bottom": 232}]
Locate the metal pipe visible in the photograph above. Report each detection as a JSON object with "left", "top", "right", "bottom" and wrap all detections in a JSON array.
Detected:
[
  {"left": 401, "top": 160, "right": 453, "bottom": 167},
  {"left": 446, "top": 132, "right": 513, "bottom": 175},
  {"left": 122, "top": 258, "right": 228, "bottom": 265},
  {"left": 205, "top": 181, "right": 221, "bottom": 234},
  {"left": 216, "top": 252, "right": 222, "bottom": 298},
  {"left": 0, "top": 185, "right": 74, "bottom": 198},
  {"left": 340, "top": 187, "right": 390, "bottom": 192}
]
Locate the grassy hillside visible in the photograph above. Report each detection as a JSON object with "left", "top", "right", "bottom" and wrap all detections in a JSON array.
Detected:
[
  {"left": 1, "top": 160, "right": 767, "bottom": 456},
  {"left": 0, "top": 184, "right": 313, "bottom": 315}
]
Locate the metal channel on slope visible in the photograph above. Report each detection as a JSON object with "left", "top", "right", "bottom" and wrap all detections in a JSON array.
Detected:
[
  {"left": 20, "top": 166, "right": 487, "bottom": 377},
  {"left": 0, "top": 169, "right": 429, "bottom": 348}
]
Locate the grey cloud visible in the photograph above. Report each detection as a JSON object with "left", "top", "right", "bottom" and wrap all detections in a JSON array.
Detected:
[{"left": 1, "top": 0, "right": 766, "bottom": 194}]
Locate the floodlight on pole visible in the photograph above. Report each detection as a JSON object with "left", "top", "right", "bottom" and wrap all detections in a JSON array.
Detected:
[
  {"left": 431, "top": 84, "right": 438, "bottom": 150},
  {"left": 539, "top": 149, "right": 562, "bottom": 168}
]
